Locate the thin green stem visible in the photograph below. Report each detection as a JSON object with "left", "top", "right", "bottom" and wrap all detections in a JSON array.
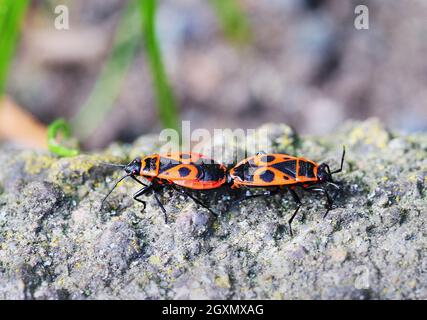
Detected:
[
  {"left": 140, "top": 0, "right": 180, "bottom": 134},
  {"left": 47, "top": 119, "right": 79, "bottom": 157},
  {"left": 71, "top": 0, "right": 141, "bottom": 140}
]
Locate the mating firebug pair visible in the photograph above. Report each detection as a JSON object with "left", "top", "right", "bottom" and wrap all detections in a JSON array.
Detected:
[{"left": 101, "top": 147, "right": 345, "bottom": 235}]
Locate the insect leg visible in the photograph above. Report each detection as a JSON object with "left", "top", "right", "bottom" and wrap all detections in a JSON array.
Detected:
[
  {"left": 226, "top": 189, "right": 272, "bottom": 212},
  {"left": 236, "top": 188, "right": 279, "bottom": 203},
  {"left": 153, "top": 192, "right": 168, "bottom": 223},
  {"left": 133, "top": 180, "right": 168, "bottom": 222},
  {"left": 133, "top": 184, "right": 154, "bottom": 213},
  {"left": 288, "top": 189, "right": 302, "bottom": 237},
  {"left": 172, "top": 185, "right": 218, "bottom": 217},
  {"left": 306, "top": 186, "right": 333, "bottom": 218}
]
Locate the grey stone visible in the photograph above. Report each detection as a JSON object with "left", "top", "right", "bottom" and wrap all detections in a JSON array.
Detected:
[{"left": 0, "top": 119, "right": 425, "bottom": 299}]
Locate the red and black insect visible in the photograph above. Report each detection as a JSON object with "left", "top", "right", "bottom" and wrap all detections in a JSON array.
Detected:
[
  {"left": 228, "top": 147, "right": 346, "bottom": 235},
  {"left": 101, "top": 152, "right": 227, "bottom": 221}
]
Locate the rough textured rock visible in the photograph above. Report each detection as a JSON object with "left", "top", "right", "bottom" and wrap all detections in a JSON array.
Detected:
[{"left": 0, "top": 119, "right": 426, "bottom": 299}]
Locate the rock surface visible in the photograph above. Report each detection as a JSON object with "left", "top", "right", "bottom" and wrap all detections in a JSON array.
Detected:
[{"left": 0, "top": 119, "right": 426, "bottom": 299}]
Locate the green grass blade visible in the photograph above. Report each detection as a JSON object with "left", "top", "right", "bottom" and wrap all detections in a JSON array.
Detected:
[
  {"left": 210, "top": 0, "right": 252, "bottom": 45},
  {"left": 140, "top": 0, "right": 180, "bottom": 134},
  {"left": 71, "top": 0, "right": 141, "bottom": 140},
  {"left": 0, "top": 0, "right": 29, "bottom": 95}
]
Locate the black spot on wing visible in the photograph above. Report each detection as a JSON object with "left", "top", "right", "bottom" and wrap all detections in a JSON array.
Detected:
[
  {"left": 178, "top": 167, "right": 191, "bottom": 177},
  {"left": 259, "top": 169, "right": 275, "bottom": 183},
  {"left": 271, "top": 160, "right": 296, "bottom": 178}
]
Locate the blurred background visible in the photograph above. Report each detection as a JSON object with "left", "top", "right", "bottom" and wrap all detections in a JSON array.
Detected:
[{"left": 1, "top": 0, "right": 426, "bottom": 151}]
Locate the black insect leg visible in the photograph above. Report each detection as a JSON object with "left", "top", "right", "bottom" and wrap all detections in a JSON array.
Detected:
[
  {"left": 172, "top": 185, "right": 218, "bottom": 217},
  {"left": 288, "top": 189, "right": 302, "bottom": 237},
  {"left": 132, "top": 177, "right": 168, "bottom": 223},
  {"left": 133, "top": 184, "right": 154, "bottom": 213},
  {"left": 131, "top": 174, "right": 151, "bottom": 213},
  {"left": 306, "top": 186, "right": 333, "bottom": 218},
  {"left": 230, "top": 188, "right": 279, "bottom": 209},
  {"left": 153, "top": 192, "right": 168, "bottom": 223}
]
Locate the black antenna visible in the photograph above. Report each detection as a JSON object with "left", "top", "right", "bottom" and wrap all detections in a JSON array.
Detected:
[
  {"left": 101, "top": 174, "right": 130, "bottom": 209},
  {"left": 99, "top": 162, "right": 126, "bottom": 169},
  {"left": 330, "top": 146, "right": 346, "bottom": 175}
]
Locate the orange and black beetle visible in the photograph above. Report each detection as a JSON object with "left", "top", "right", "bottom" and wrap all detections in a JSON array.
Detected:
[
  {"left": 228, "top": 147, "right": 346, "bottom": 235},
  {"left": 102, "top": 152, "right": 227, "bottom": 221}
]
